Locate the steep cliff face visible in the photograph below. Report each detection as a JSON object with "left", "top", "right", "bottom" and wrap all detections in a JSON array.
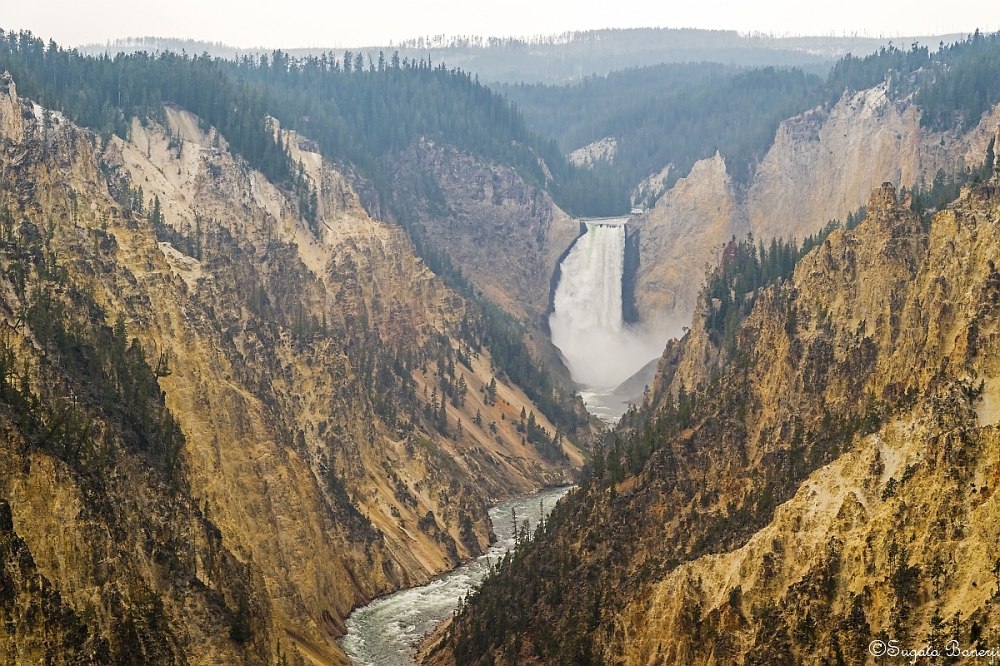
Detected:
[
  {"left": 568, "top": 137, "right": 617, "bottom": 168},
  {"left": 388, "top": 143, "right": 581, "bottom": 326},
  {"left": 633, "top": 83, "right": 1000, "bottom": 332},
  {"left": 0, "top": 76, "right": 580, "bottom": 665},
  {"left": 427, "top": 177, "right": 1000, "bottom": 664},
  {"left": 748, "top": 83, "right": 1000, "bottom": 244},
  {"left": 0, "top": 86, "right": 276, "bottom": 665},
  {"left": 632, "top": 153, "right": 747, "bottom": 337}
]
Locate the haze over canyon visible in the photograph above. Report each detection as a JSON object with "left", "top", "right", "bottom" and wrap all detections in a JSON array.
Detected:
[{"left": 0, "top": 21, "right": 999, "bottom": 666}]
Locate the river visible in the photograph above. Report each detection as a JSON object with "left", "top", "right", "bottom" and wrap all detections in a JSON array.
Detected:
[{"left": 339, "top": 485, "right": 573, "bottom": 665}]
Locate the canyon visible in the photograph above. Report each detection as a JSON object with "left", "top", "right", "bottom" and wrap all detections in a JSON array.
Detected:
[
  {"left": 0, "top": 74, "right": 580, "bottom": 665},
  {"left": 428, "top": 173, "right": 1000, "bottom": 665},
  {"left": 3, "top": 30, "right": 1000, "bottom": 666}
]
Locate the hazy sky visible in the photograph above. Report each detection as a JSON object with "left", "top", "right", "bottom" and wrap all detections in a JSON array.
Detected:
[{"left": 3, "top": 0, "right": 996, "bottom": 49}]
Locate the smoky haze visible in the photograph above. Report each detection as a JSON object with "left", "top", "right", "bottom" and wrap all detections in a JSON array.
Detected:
[{"left": 4, "top": 0, "right": 998, "bottom": 60}]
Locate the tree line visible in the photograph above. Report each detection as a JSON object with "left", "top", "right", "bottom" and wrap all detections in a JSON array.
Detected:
[
  {"left": 6, "top": 27, "right": 998, "bottom": 218},
  {"left": 0, "top": 29, "right": 627, "bottom": 217},
  {"left": 502, "top": 30, "right": 1000, "bottom": 207}
]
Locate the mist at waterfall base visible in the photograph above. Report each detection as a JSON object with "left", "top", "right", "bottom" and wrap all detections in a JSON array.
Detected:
[{"left": 549, "top": 222, "right": 666, "bottom": 394}]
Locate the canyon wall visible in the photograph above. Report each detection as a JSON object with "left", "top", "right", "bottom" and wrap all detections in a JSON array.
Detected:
[
  {"left": 633, "top": 84, "right": 1000, "bottom": 335},
  {"left": 389, "top": 142, "right": 581, "bottom": 326},
  {"left": 607, "top": 179, "right": 1000, "bottom": 665},
  {"left": 428, "top": 174, "right": 1000, "bottom": 664},
  {"left": 632, "top": 153, "right": 748, "bottom": 338},
  {"left": 0, "top": 75, "right": 579, "bottom": 665}
]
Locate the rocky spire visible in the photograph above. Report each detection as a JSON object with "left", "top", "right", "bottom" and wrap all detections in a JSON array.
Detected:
[
  {"left": 867, "top": 181, "right": 898, "bottom": 213},
  {"left": 0, "top": 72, "right": 25, "bottom": 143}
]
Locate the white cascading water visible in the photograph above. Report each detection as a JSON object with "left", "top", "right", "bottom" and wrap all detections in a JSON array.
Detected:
[{"left": 550, "top": 221, "right": 663, "bottom": 390}]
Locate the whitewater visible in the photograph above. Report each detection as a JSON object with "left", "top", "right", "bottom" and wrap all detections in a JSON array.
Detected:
[
  {"left": 339, "top": 486, "right": 571, "bottom": 665},
  {"left": 549, "top": 221, "right": 663, "bottom": 391}
]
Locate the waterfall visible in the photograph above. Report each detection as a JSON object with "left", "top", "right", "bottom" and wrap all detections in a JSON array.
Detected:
[
  {"left": 550, "top": 221, "right": 662, "bottom": 389},
  {"left": 554, "top": 223, "right": 626, "bottom": 334}
]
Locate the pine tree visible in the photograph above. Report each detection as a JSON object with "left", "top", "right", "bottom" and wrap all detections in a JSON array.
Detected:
[
  {"left": 437, "top": 396, "right": 448, "bottom": 435},
  {"left": 149, "top": 195, "right": 163, "bottom": 229}
]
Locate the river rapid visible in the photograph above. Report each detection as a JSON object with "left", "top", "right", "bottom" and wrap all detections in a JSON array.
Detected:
[{"left": 339, "top": 485, "right": 573, "bottom": 665}]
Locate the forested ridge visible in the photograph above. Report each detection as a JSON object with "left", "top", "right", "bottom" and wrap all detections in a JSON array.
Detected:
[
  {"left": 0, "top": 29, "right": 626, "bottom": 217},
  {"left": 80, "top": 29, "right": 971, "bottom": 86},
  {"left": 505, "top": 64, "right": 822, "bottom": 198},
  {"left": 7, "top": 27, "right": 999, "bottom": 215},
  {"left": 503, "top": 30, "right": 1000, "bottom": 205},
  {"left": 0, "top": 32, "right": 294, "bottom": 185}
]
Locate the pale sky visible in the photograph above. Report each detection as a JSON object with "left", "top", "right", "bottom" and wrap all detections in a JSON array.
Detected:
[{"left": 2, "top": 0, "right": 996, "bottom": 49}]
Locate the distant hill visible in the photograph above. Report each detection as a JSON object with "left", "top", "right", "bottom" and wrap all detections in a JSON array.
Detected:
[
  {"left": 76, "top": 36, "right": 263, "bottom": 60},
  {"left": 76, "top": 28, "right": 969, "bottom": 85}
]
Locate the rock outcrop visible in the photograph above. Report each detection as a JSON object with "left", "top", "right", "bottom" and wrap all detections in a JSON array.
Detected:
[
  {"left": 568, "top": 137, "right": 617, "bottom": 167},
  {"left": 632, "top": 153, "right": 747, "bottom": 338},
  {"left": 748, "top": 84, "right": 1000, "bottom": 244},
  {"left": 388, "top": 142, "right": 581, "bottom": 326}
]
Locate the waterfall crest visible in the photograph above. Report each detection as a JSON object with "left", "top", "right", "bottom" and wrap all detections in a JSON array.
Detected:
[{"left": 550, "top": 221, "right": 662, "bottom": 389}]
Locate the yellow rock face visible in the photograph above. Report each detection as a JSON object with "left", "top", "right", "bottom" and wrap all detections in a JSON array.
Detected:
[
  {"left": 632, "top": 153, "right": 747, "bottom": 339},
  {"left": 748, "top": 85, "right": 1000, "bottom": 245},
  {"left": 609, "top": 180, "right": 1000, "bottom": 664},
  {"left": 387, "top": 142, "right": 582, "bottom": 326},
  {"left": 633, "top": 84, "right": 1000, "bottom": 336},
  {"left": 0, "top": 79, "right": 579, "bottom": 665}
]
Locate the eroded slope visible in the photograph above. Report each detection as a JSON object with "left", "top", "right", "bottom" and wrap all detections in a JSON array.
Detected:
[
  {"left": 428, "top": 176, "right": 1000, "bottom": 664},
  {"left": 0, "top": 74, "right": 580, "bottom": 665},
  {"left": 632, "top": 83, "right": 1000, "bottom": 335}
]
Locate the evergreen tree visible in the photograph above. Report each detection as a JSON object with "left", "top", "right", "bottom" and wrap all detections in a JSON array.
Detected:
[{"left": 437, "top": 396, "right": 448, "bottom": 435}]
